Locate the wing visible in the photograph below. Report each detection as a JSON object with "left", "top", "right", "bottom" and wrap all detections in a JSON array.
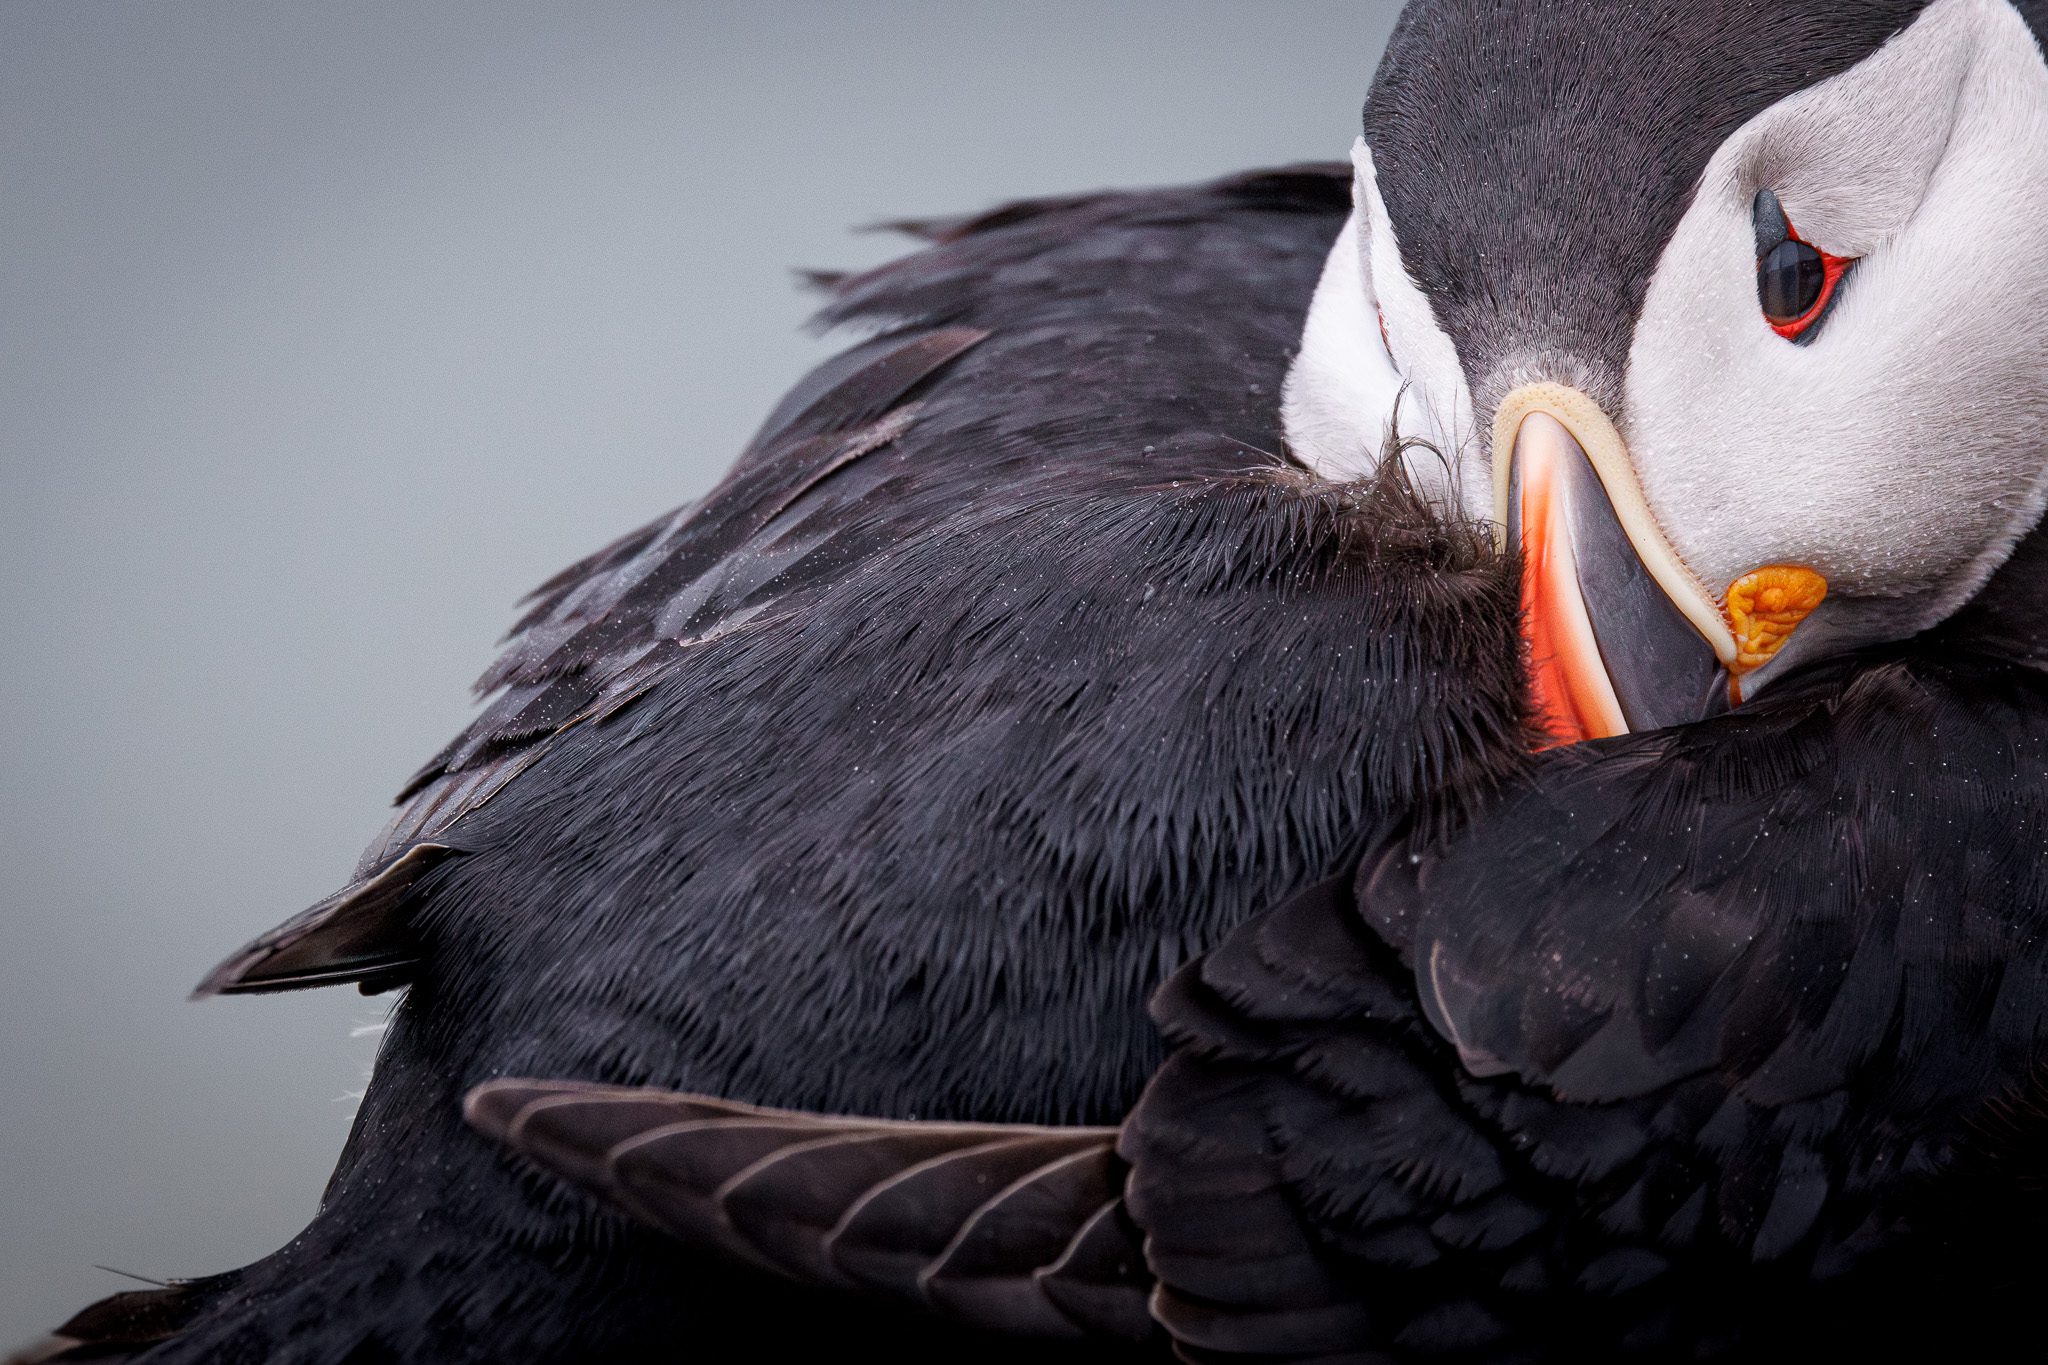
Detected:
[
  {"left": 437, "top": 528, "right": 2048, "bottom": 1359},
  {"left": 6, "top": 1274, "right": 240, "bottom": 1365},
  {"left": 1376, "top": 667, "right": 2048, "bottom": 1113},
  {"left": 198, "top": 164, "right": 1358, "bottom": 997},
  {"left": 200, "top": 326, "right": 985, "bottom": 996},
  {"left": 1122, "top": 634, "right": 2048, "bottom": 1359},
  {"left": 463, "top": 1080, "right": 1156, "bottom": 1345}
]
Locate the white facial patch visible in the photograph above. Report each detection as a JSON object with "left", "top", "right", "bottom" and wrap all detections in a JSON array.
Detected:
[
  {"left": 1283, "top": 140, "right": 1475, "bottom": 502},
  {"left": 1624, "top": 0, "right": 2048, "bottom": 654}
]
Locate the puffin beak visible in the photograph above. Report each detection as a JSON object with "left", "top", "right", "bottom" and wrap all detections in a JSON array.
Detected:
[{"left": 1494, "top": 384, "right": 1826, "bottom": 747}]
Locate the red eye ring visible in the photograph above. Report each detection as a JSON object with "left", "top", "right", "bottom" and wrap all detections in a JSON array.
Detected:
[
  {"left": 1761, "top": 215, "right": 1856, "bottom": 342},
  {"left": 1376, "top": 303, "right": 1393, "bottom": 356}
]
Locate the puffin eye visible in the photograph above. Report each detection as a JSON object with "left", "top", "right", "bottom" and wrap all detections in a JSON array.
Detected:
[
  {"left": 1758, "top": 239, "right": 1826, "bottom": 324},
  {"left": 1751, "top": 188, "right": 1855, "bottom": 345},
  {"left": 1376, "top": 303, "right": 1393, "bottom": 357}
]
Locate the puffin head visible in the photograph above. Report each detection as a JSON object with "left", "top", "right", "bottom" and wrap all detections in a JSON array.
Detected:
[{"left": 1284, "top": 0, "right": 2048, "bottom": 744}]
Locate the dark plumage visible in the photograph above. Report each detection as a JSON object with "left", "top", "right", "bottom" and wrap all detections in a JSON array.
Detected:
[
  {"left": 36, "top": 166, "right": 1532, "bottom": 1362},
  {"left": 465, "top": 525, "right": 2048, "bottom": 1360},
  {"left": 38, "top": 2, "right": 2048, "bottom": 1360},
  {"left": 1119, "top": 532, "right": 2048, "bottom": 1360},
  {"left": 431, "top": 1, "right": 2048, "bottom": 1354}
]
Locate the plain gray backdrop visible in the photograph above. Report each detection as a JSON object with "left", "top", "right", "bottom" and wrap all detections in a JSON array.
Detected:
[{"left": 0, "top": 0, "right": 1403, "bottom": 1343}]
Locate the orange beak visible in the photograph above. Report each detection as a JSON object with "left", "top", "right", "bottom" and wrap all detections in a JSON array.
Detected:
[
  {"left": 1514, "top": 412, "right": 1628, "bottom": 744},
  {"left": 1497, "top": 385, "right": 1827, "bottom": 749}
]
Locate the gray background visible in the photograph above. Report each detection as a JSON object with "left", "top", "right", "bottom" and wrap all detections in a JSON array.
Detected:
[{"left": 0, "top": 1, "right": 1400, "bottom": 1343}]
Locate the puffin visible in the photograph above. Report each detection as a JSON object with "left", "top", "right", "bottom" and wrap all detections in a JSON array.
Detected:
[{"left": 28, "top": 0, "right": 2048, "bottom": 1360}]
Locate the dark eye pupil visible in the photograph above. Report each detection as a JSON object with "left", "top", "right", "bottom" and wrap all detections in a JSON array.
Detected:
[{"left": 1758, "top": 238, "right": 1826, "bottom": 324}]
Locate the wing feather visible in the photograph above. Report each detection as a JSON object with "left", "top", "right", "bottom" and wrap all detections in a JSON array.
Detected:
[
  {"left": 463, "top": 1079, "right": 1138, "bottom": 1340},
  {"left": 192, "top": 843, "right": 454, "bottom": 997},
  {"left": 194, "top": 329, "right": 986, "bottom": 997}
]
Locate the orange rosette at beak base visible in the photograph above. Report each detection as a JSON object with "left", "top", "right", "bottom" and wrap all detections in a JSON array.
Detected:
[
  {"left": 1723, "top": 566, "right": 1828, "bottom": 702},
  {"left": 1499, "top": 385, "right": 1815, "bottom": 751}
]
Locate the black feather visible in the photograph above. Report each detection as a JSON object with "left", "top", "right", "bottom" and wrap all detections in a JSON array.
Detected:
[
  {"left": 1121, "top": 615, "right": 2048, "bottom": 1358},
  {"left": 99, "top": 162, "right": 1531, "bottom": 1363}
]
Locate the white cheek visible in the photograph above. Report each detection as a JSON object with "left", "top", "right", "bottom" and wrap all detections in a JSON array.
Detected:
[
  {"left": 1358, "top": 145, "right": 1481, "bottom": 512},
  {"left": 1282, "top": 214, "right": 1400, "bottom": 483},
  {"left": 1625, "top": 0, "right": 2048, "bottom": 629},
  {"left": 1283, "top": 140, "right": 1477, "bottom": 505}
]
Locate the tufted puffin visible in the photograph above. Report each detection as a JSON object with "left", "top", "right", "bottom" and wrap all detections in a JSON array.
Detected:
[{"left": 26, "top": 0, "right": 2048, "bottom": 1360}]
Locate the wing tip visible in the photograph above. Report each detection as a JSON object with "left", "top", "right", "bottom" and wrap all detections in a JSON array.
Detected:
[
  {"left": 4, "top": 1335, "right": 83, "bottom": 1365},
  {"left": 190, "top": 844, "right": 453, "bottom": 1000}
]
